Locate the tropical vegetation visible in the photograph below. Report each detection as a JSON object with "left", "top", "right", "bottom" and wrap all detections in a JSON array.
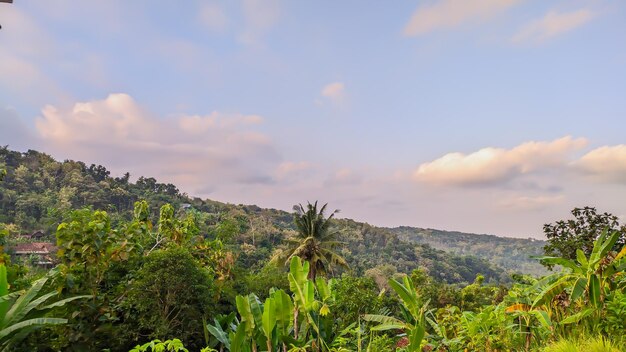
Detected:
[{"left": 1, "top": 147, "right": 625, "bottom": 351}]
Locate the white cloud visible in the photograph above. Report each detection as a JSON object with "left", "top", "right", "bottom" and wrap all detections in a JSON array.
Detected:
[
  {"left": 574, "top": 145, "right": 626, "bottom": 183},
  {"left": 404, "top": 0, "right": 520, "bottom": 36},
  {"left": 498, "top": 194, "right": 565, "bottom": 211},
  {"left": 414, "top": 136, "right": 587, "bottom": 186},
  {"left": 239, "top": 0, "right": 282, "bottom": 46},
  {"left": 10, "top": 97, "right": 626, "bottom": 238},
  {"left": 35, "top": 93, "right": 279, "bottom": 194},
  {"left": 325, "top": 168, "right": 363, "bottom": 187},
  {"left": 321, "top": 82, "right": 346, "bottom": 104},
  {"left": 275, "top": 161, "right": 314, "bottom": 180},
  {"left": 198, "top": 3, "right": 229, "bottom": 32},
  {"left": 512, "top": 9, "right": 594, "bottom": 43},
  {"left": 37, "top": 94, "right": 148, "bottom": 142}
]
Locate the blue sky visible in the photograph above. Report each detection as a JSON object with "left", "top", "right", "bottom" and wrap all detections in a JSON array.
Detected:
[{"left": 1, "top": 0, "right": 625, "bottom": 238}]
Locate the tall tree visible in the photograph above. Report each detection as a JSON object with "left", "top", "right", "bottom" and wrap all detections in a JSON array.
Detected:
[
  {"left": 272, "top": 201, "right": 347, "bottom": 280},
  {"left": 543, "top": 207, "right": 625, "bottom": 263}
]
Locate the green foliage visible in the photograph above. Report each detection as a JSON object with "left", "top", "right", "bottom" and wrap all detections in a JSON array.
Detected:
[
  {"left": 0, "top": 265, "right": 88, "bottom": 350},
  {"left": 459, "top": 274, "right": 502, "bottom": 311},
  {"left": 207, "top": 257, "right": 359, "bottom": 352},
  {"left": 366, "top": 334, "right": 394, "bottom": 352},
  {"left": 123, "top": 246, "right": 214, "bottom": 350},
  {"left": 503, "top": 282, "right": 552, "bottom": 349},
  {"left": 543, "top": 206, "right": 626, "bottom": 263},
  {"left": 56, "top": 208, "right": 138, "bottom": 296},
  {"left": 0, "top": 147, "right": 536, "bottom": 288},
  {"left": 408, "top": 268, "right": 462, "bottom": 308},
  {"left": 129, "top": 339, "right": 190, "bottom": 352},
  {"left": 363, "top": 276, "right": 428, "bottom": 352},
  {"left": 330, "top": 276, "right": 389, "bottom": 325},
  {"left": 204, "top": 313, "right": 237, "bottom": 350},
  {"left": 602, "top": 290, "right": 626, "bottom": 335},
  {"left": 543, "top": 335, "right": 624, "bottom": 352},
  {"left": 214, "top": 217, "right": 240, "bottom": 243},
  {"left": 349, "top": 222, "right": 511, "bottom": 285},
  {"left": 456, "top": 305, "right": 513, "bottom": 351},
  {"left": 5, "top": 148, "right": 626, "bottom": 352},
  {"left": 242, "top": 265, "right": 289, "bottom": 300},
  {"left": 391, "top": 226, "right": 548, "bottom": 277},
  {"left": 272, "top": 202, "right": 348, "bottom": 281},
  {"left": 0, "top": 265, "right": 7, "bottom": 319},
  {"left": 532, "top": 229, "right": 623, "bottom": 322}
]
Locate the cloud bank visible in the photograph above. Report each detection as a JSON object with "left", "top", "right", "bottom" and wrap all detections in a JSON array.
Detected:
[
  {"left": 6, "top": 100, "right": 625, "bottom": 239},
  {"left": 404, "top": 0, "right": 520, "bottom": 36},
  {"left": 513, "top": 9, "right": 595, "bottom": 43},
  {"left": 35, "top": 93, "right": 280, "bottom": 195},
  {"left": 414, "top": 136, "right": 587, "bottom": 186},
  {"left": 574, "top": 145, "right": 626, "bottom": 184}
]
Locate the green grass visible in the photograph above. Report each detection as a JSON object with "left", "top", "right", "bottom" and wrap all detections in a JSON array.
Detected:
[{"left": 543, "top": 335, "right": 624, "bottom": 352}]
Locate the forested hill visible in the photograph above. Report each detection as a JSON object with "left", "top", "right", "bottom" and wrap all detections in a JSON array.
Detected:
[
  {"left": 389, "top": 226, "right": 547, "bottom": 276},
  {"left": 0, "top": 147, "right": 546, "bottom": 283}
]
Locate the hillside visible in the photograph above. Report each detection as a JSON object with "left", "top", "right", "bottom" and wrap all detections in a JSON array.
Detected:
[
  {"left": 389, "top": 226, "right": 548, "bottom": 276},
  {"left": 0, "top": 147, "right": 546, "bottom": 283}
]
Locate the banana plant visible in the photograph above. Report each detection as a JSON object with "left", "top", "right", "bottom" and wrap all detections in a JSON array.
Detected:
[
  {"left": 457, "top": 305, "right": 514, "bottom": 352},
  {"left": 288, "top": 257, "right": 321, "bottom": 342},
  {"left": 265, "top": 289, "right": 294, "bottom": 352},
  {"left": 236, "top": 293, "right": 266, "bottom": 352},
  {"left": 206, "top": 313, "right": 238, "bottom": 352},
  {"left": 363, "top": 276, "right": 429, "bottom": 352},
  {"left": 0, "top": 266, "right": 7, "bottom": 319},
  {"left": 532, "top": 229, "right": 625, "bottom": 326},
  {"left": 289, "top": 257, "right": 317, "bottom": 314},
  {"left": 208, "top": 257, "right": 343, "bottom": 352},
  {"left": 271, "top": 289, "right": 294, "bottom": 343},
  {"left": 208, "top": 290, "right": 295, "bottom": 352},
  {"left": 424, "top": 308, "right": 463, "bottom": 351},
  {"left": 504, "top": 280, "right": 552, "bottom": 351},
  {"left": 0, "top": 265, "right": 89, "bottom": 351},
  {"left": 262, "top": 295, "right": 276, "bottom": 352}
]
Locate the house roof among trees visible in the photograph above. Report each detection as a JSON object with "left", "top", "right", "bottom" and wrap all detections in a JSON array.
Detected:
[{"left": 12, "top": 242, "right": 56, "bottom": 254}]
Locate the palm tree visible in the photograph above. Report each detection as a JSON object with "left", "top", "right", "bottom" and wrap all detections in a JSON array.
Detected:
[{"left": 272, "top": 201, "right": 347, "bottom": 280}]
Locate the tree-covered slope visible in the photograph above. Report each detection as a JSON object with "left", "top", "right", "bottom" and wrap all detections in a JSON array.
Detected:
[
  {"left": 1, "top": 146, "right": 541, "bottom": 283},
  {"left": 389, "top": 226, "right": 548, "bottom": 276}
]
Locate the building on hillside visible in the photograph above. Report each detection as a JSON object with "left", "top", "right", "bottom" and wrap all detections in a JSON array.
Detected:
[{"left": 11, "top": 242, "right": 57, "bottom": 268}]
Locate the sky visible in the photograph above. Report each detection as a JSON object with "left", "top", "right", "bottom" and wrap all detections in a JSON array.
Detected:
[{"left": 1, "top": 0, "right": 625, "bottom": 238}]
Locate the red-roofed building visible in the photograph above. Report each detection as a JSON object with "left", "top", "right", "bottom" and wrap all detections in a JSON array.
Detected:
[{"left": 11, "top": 242, "right": 57, "bottom": 268}]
